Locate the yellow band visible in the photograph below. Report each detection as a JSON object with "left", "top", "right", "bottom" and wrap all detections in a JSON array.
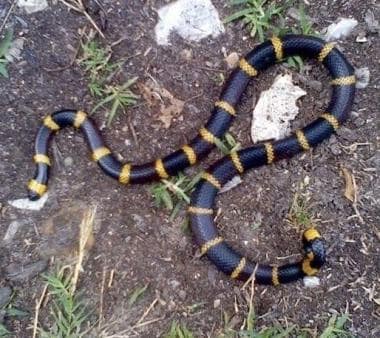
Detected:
[
  {"left": 33, "top": 154, "right": 51, "bottom": 166},
  {"left": 239, "top": 58, "right": 258, "bottom": 77},
  {"left": 199, "top": 127, "right": 217, "bottom": 144},
  {"left": 231, "top": 257, "right": 246, "bottom": 279},
  {"left": 202, "top": 172, "right": 221, "bottom": 189},
  {"left": 230, "top": 151, "right": 244, "bottom": 174},
  {"left": 215, "top": 101, "right": 236, "bottom": 116},
  {"left": 73, "top": 110, "right": 87, "bottom": 128},
  {"left": 272, "top": 266, "right": 280, "bottom": 286},
  {"left": 43, "top": 116, "right": 60, "bottom": 131},
  {"left": 28, "top": 179, "right": 47, "bottom": 196},
  {"left": 92, "top": 147, "right": 111, "bottom": 161},
  {"left": 119, "top": 164, "right": 131, "bottom": 184},
  {"left": 303, "top": 228, "right": 321, "bottom": 242},
  {"left": 271, "top": 36, "right": 283, "bottom": 60},
  {"left": 264, "top": 142, "right": 275, "bottom": 164},
  {"left": 302, "top": 258, "right": 319, "bottom": 276},
  {"left": 155, "top": 159, "right": 169, "bottom": 179},
  {"left": 296, "top": 130, "right": 310, "bottom": 151},
  {"left": 182, "top": 145, "right": 197, "bottom": 165},
  {"left": 200, "top": 237, "right": 224, "bottom": 255},
  {"left": 331, "top": 75, "right": 356, "bottom": 86},
  {"left": 188, "top": 206, "right": 213, "bottom": 215},
  {"left": 318, "top": 43, "right": 335, "bottom": 62},
  {"left": 321, "top": 113, "right": 339, "bottom": 131}
]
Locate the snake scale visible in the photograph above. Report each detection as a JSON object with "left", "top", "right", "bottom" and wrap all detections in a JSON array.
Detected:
[{"left": 27, "top": 35, "right": 356, "bottom": 285}]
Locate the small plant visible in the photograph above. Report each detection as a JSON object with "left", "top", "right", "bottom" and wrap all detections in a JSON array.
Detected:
[
  {"left": 128, "top": 284, "right": 148, "bottom": 308},
  {"left": 151, "top": 172, "right": 202, "bottom": 220},
  {"left": 92, "top": 78, "right": 139, "bottom": 126},
  {"left": 79, "top": 39, "right": 139, "bottom": 125},
  {"left": 39, "top": 269, "right": 90, "bottom": 337},
  {"left": 215, "top": 132, "right": 241, "bottom": 155},
  {"left": 165, "top": 321, "right": 194, "bottom": 338},
  {"left": 288, "top": 192, "right": 313, "bottom": 228},
  {"left": 0, "top": 30, "right": 13, "bottom": 78},
  {"left": 225, "top": 0, "right": 285, "bottom": 42},
  {"left": 320, "top": 314, "right": 353, "bottom": 338}
]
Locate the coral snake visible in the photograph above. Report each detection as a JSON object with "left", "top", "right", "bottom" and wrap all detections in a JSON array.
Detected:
[{"left": 28, "top": 35, "right": 356, "bottom": 285}]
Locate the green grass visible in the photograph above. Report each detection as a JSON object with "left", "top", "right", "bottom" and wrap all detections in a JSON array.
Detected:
[
  {"left": 151, "top": 132, "right": 240, "bottom": 220},
  {"left": 225, "top": 0, "right": 285, "bottom": 42},
  {"left": 0, "top": 291, "right": 28, "bottom": 337},
  {"left": 127, "top": 284, "right": 148, "bottom": 308},
  {"left": 38, "top": 269, "right": 90, "bottom": 337},
  {"left": 288, "top": 192, "right": 313, "bottom": 228},
  {"left": 151, "top": 172, "right": 203, "bottom": 220},
  {"left": 79, "top": 39, "right": 139, "bottom": 125},
  {"left": 164, "top": 321, "right": 194, "bottom": 338},
  {"left": 0, "top": 30, "right": 13, "bottom": 77},
  {"left": 320, "top": 314, "right": 353, "bottom": 338}
]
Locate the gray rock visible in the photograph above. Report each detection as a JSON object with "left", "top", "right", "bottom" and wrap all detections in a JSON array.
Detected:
[
  {"left": 6, "top": 260, "right": 48, "bottom": 282},
  {"left": 0, "top": 287, "right": 12, "bottom": 308}
]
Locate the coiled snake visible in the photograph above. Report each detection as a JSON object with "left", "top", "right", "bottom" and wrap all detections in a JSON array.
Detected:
[{"left": 27, "top": 35, "right": 356, "bottom": 285}]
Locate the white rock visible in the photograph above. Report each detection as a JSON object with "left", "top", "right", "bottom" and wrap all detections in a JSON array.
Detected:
[
  {"left": 155, "top": 0, "right": 224, "bottom": 46},
  {"left": 303, "top": 276, "right": 321, "bottom": 288},
  {"left": 251, "top": 74, "right": 306, "bottom": 143},
  {"left": 220, "top": 175, "right": 242, "bottom": 193},
  {"left": 324, "top": 18, "right": 358, "bottom": 42},
  {"left": 8, "top": 193, "right": 48, "bottom": 211},
  {"left": 354, "top": 67, "right": 370, "bottom": 89},
  {"left": 18, "top": 0, "right": 48, "bottom": 14}
]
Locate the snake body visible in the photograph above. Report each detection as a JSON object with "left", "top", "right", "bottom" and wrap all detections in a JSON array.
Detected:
[
  {"left": 188, "top": 35, "right": 356, "bottom": 285},
  {"left": 28, "top": 35, "right": 356, "bottom": 285}
]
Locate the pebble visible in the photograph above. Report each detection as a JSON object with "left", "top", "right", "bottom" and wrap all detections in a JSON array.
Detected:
[
  {"left": 5, "top": 260, "right": 48, "bottom": 282},
  {"left": 63, "top": 156, "right": 73, "bottom": 167},
  {"left": 330, "top": 143, "right": 342, "bottom": 155},
  {"left": 353, "top": 117, "right": 366, "bottom": 128},
  {"left": 178, "top": 290, "right": 186, "bottom": 300},
  {"left": 213, "top": 298, "right": 220, "bottom": 308},
  {"left": 180, "top": 48, "right": 193, "bottom": 61},
  {"left": 225, "top": 52, "right": 239, "bottom": 69},
  {"left": 0, "top": 287, "right": 12, "bottom": 308}
]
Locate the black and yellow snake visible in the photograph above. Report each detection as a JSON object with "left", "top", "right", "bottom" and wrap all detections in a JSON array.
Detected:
[{"left": 27, "top": 35, "right": 356, "bottom": 285}]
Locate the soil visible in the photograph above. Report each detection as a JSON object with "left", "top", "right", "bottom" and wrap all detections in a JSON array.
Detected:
[{"left": 0, "top": 0, "right": 379, "bottom": 337}]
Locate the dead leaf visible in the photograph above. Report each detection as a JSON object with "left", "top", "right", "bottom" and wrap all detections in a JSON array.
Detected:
[
  {"left": 342, "top": 167, "right": 356, "bottom": 202},
  {"left": 138, "top": 80, "right": 184, "bottom": 128}
]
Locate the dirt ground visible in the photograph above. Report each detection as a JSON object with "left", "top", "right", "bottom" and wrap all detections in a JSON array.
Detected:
[{"left": 0, "top": 0, "right": 379, "bottom": 337}]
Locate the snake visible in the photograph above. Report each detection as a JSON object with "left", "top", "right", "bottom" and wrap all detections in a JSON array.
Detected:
[
  {"left": 27, "top": 35, "right": 356, "bottom": 285},
  {"left": 188, "top": 35, "right": 356, "bottom": 285}
]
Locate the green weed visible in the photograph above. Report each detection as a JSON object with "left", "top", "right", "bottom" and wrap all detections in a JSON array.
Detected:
[
  {"left": 215, "top": 132, "right": 241, "bottom": 155},
  {"left": 39, "top": 269, "right": 90, "bottom": 337},
  {"left": 79, "top": 40, "right": 138, "bottom": 125},
  {"left": 151, "top": 172, "right": 202, "bottom": 220},
  {"left": 0, "top": 290, "right": 28, "bottom": 337},
  {"left": 164, "top": 321, "right": 194, "bottom": 338},
  {"left": 320, "top": 314, "right": 353, "bottom": 338},
  {"left": 225, "top": 0, "right": 285, "bottom": 42},
  {"left": 0, "top": 30, "right": 13, "bottom": 77},
  {"left": 288, "top": 192, "right": 313, "bottom": 228},
  {"left": 128, "top": 284, "right": 149, "bottom": 308}
]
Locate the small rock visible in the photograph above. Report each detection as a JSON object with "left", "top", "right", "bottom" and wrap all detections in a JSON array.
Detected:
[
  {"left": 6, "top": 260, "right": 48, "bottom": 282},
  {"left": 213, "top": 298, "right": 220, "bottom": 308},
  {"left": 220, "top": 175, "right": 242, "bottom": 193},
  {"left": 353, "top": 117, "right": 365, "bottom": 127},
  {"left": 225, "top": 52, "right": 239, "bottom": 69},
  {"left": 169, "top": 279, "right": 180, "bottom": 289},
  {"left": 180, "top": 48, "right": 193, "bottom": 61},
  {"left": 324, "top": 18, "right": 358, "bottom": 41},
  {"left": 63, "top": 156, "right": 73, "bottom": 167},
  {"left": 365, "top": 10, "right": 380, "bottom": 34},
  {"left": 9, "top": 193, "right": 49, "bottom": 211},
  {"left": 330, "top": 143, "right": 342, "bottom": 156},
  {"left": 303, "top": 276, "right": 320, "bottom": 288},
  {"left": 354, "top": 67, "right": 370, "bottom": 89},
  {"left": 3, "top": 220, "right": 26, "bottom": 243},
  {"left": 17, "top": 0, "right": 49, "bottom": 14},
  {"left": 178, "top": 290, "right": 186, "bottom": 300},
  {"left": 355, "top": 32, "right": 367, "bottom": 43},
  {"left": 132, "top": 214, "right": 146, "bottom": 231},
  {"left": 0, "top": 287, "right": 12, "bottom": 308},
  {"left": 308, "top": 80, "right": 322, "bottom": 92}
]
